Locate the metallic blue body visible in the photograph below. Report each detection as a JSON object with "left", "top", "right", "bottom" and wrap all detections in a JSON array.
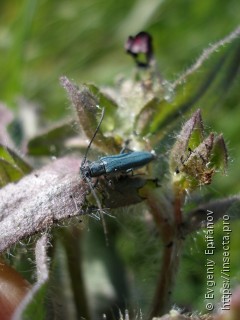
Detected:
[{"left": 88, "top": 151, "right": 155, "bottom": 177}]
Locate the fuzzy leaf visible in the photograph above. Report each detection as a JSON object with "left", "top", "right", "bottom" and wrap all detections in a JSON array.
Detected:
[
  {"left": 178, "top": 133, "right": 215, "bottom": 186},
  {"left": 0, "top": 157, "right": 85, "bottom": 252},
  {"left": 209, "top": 134, "right": 228, "bottom": 173},
  {"left": 86, "top": 84, "right": 118, "bottom": 112},
  {"left": 187, "top": 133, "right": 214, "bottom": 167},
  {"left": 170, "top": 109, "right": 228, "bottom": 190},
  {"left": 60, "top": 76, "right": 120, "bottom": 154},
  {"left": 169, "top": 109, "right": 204, "bottom": 173},
  {"left": 134, "top": 97, "right": 161, "bottom": 136},
  {"left": 85, "top": 83, "right": 119, "bottom": 132}
]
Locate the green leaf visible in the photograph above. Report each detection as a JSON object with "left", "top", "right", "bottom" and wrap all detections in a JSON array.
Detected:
[
  {"left": 169, "top": 109, "right": 204, "bottom": 173},
  {"left": 86, "top": 83, "right": 119, "bottom": 132},
  {"left": 210, "top": 134, "right": 228, "bottom": 173},
  {"left": 0, "top": 144, "right": 32, "bottom": 186},
  {"left": 0, "top": 144, "right": 32, "bottom": 173},
  {"left": 86, "top": 83, "right": 118, "bottom": 112},
  {"left": 27, "top": 121, "right": 77, "bottom": 156},
  {"left": 60, "top": 76, "right": 120, "bottom": 154},
  {"left": 134, "top": 97, "right": 161, "bottom": 136},
  {"left": 0, "top": 144, "right": 15, "bottom": 164},
  {"left": 0, "top": 159, "right": 23, "bottom": 187}
]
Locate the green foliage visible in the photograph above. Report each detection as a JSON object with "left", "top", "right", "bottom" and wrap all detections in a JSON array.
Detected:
[
  {"left": 21, "top": 283, "right": 48, "bottom": 320},
  {"left": 27, "top": 121, "right": 77, "bottom": 156},
  {"left": 0, "top": 144, "right": 32, "bottom": 186},
  {"left": 0, "top": 1, "right": 240, "bottom": 319}
]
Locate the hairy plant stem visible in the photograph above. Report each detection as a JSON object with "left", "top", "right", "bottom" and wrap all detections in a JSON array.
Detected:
[
  {"left": 61, "top": 227, "right": 91, "bottom": 320},
  {"left": 144, "top": 185, "right": 185, "bottom": 317},
  {"left": 171, "top": 24, "right": 240, "bottom": 89}
]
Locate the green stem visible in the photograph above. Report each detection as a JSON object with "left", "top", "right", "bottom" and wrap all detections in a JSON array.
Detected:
[
  {"left": 62, "top": 227, "right": 91, "bottom": 320},
  {"left": 143, "top": 185, "right": 185, "bottom": 317}
]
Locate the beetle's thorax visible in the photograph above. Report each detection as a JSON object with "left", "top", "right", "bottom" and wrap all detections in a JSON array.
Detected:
[{"left": 88, "top": 160, "right": 106, "bottom": 177}]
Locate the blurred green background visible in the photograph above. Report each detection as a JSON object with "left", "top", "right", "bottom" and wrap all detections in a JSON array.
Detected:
[
  {"left": 1, "top": 0, "right": 240, "bottom": 318},
  {"left": 1, "top": 0, "right": 239, "bottom": 118}
]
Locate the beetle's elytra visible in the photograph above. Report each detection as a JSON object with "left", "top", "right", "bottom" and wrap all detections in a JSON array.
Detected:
[{"left": 82, "top": 150, "right": 155, "bottom": 178}]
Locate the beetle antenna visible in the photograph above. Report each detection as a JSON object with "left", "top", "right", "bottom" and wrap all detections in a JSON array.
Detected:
[{"left": 81, "top": 107, "right": 105, "bottom": 167}]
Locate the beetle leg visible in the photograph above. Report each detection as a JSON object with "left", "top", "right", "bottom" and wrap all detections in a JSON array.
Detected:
[
  {"left": 120, "top": 139, "right": 133, "bottom": 154},
  {"left": 92, "top": 178, "right": 99, "bottom": 189},
  {"left": 125, "top": 168, "right": 134, "bottom": 175},
  {"left": 85, "top": 176, "right": 109, "bottom": 246}
]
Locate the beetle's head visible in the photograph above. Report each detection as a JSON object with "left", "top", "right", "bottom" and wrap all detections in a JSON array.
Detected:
[{"left": 80, "top": 162, "right": 91, "bottom": 180}]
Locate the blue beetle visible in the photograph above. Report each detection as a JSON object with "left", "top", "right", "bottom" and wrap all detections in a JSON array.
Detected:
[
  {"left": 82, "top": 151, "right": 155, "bottom": 178},
  {"left": 80, "top": 108, "right": 155, "bottom": 180}
]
